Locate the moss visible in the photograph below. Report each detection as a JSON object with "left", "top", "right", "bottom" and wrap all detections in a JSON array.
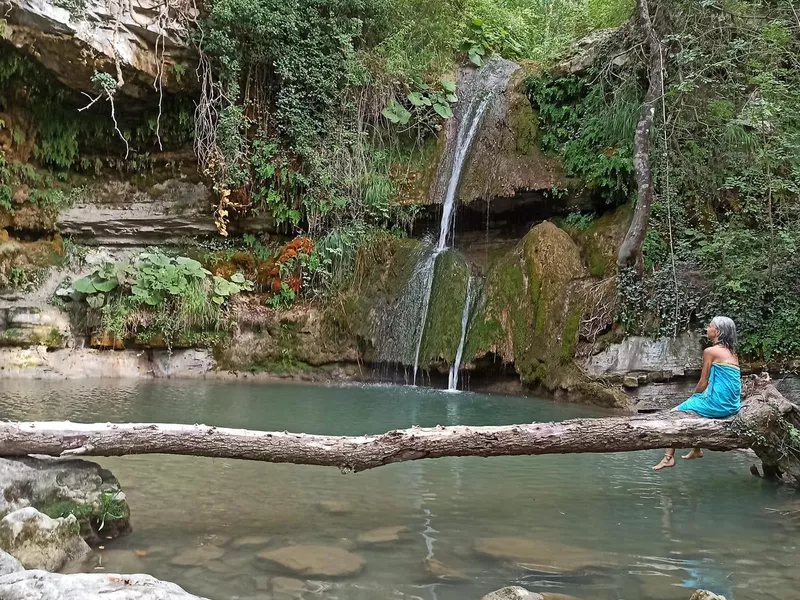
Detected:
[
  {"left": 560, "top": 302, "right": 583, "bottom": 363},
  {"left": 38, "top": 499, "right": 93, "bottom": 521},
  {"left": 0, "top": 327, "right": 25, "bottom": 345},
  {"left": 514, "top": 103, "right": 538, "bottom": 155},
  {"left": 419, "top": 250, "right": 470, "bottom": 364},
  {"left": 566, "top": 203, "right": 633, "bottom": 278}
]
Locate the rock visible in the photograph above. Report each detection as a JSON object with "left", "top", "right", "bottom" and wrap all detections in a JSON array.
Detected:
[
  {"left": 357, "top": 526, "right": 408, "bottom": 545},
  {"left": 541, "top": 594, "right": 582, "bottom": 600},
  {"left": 0, "top": 456, "right": 131, "bottom": 544},
  {"left": 0, "top": 550, "right": 23, "bottom": 576},
  {"left": 422, "top": 558, "right": 468, "bottom": 582},
  {"left": 473, "top": 537, "right": 612, "bottom": 573},
  {"left": 0, "top": 306, "right": 71, "bottom": 349},
  {"left": 231, "top": 535, "right": 271, "bottom": 548},
  {"left": 2, "top": 0, "right": 195, "bottom": 99},
  {"left": 622, "top": 376, "right": 639, "bottom": 389},
  {"left": 170, "top": 544, "right": 225, "bottom": 567},
  {"left": 0, "top": 508, "right": 91, "bottom": 571},
  {"left": 481, "top": 587, "right": 544, "bottom": 600},
  {"left": 552, "top": 25, "right": 631, "bottom": 76},
  {"left": 258, "top": 545, "right": 364, "bottom": 578},
  {"left": 585, "top": 332, "right": 704, "bottom": 378},
  {"left": 271, "top": 576, "right": 308, "bottom": 597},
  {"left": 567, "top": 204, "right": 632, "bottom": 278},
  {"left": 0, "top": 571, "right": 209, "bottom": 599},
  {"left": 689, "top": 592, "right": 727, "bottom": 600}
]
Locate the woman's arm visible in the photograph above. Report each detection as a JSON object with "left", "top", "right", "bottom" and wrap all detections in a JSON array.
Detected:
[{"left": 696, "top": 349, "right": 712, "bottom": 393}]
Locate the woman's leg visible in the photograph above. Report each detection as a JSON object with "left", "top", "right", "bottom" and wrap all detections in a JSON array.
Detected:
[
  {"left": 682, "top": 448, "right": 704, "bottom": 459},
  {"left": 653, "top": 448, "right": 675, "bottom": 470}
]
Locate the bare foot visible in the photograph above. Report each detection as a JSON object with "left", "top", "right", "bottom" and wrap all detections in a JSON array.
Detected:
[
  {"left": 653, "top": 455, "right": 675, "bottom": 471},
  {"left": 682, "top": 449, "right": 704, "bottom": 460}
]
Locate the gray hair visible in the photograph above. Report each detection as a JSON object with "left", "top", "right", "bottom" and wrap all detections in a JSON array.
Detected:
[{"left": 711, "top": 316, "right": 737, "bottom": 352}]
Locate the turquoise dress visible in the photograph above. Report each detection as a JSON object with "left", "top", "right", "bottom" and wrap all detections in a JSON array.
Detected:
[{"left": 675, "top": 362, "right": 741, "bottom": 418}]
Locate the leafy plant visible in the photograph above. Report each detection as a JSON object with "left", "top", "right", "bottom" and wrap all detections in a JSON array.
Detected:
[{"left": 461, "top": 17, "right": 523, "bottom": 67}]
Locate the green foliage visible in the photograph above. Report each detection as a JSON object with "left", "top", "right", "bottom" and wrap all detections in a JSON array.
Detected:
[
  {"left": 558, "top": 211, "right": 594, "bottom": 231},
  {"left": 461, "top": 16, "right": 523, "bottom": 66},
  {"left": 70, "top": 249, "right": 253, "bottom": 346},
  {"left": 527, "top": 73, "right": 641, "bottom": 205}
]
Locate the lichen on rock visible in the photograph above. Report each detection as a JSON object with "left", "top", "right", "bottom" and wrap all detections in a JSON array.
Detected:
[{"left": 0, "top": 507, "right": 90, "bottom": 571}]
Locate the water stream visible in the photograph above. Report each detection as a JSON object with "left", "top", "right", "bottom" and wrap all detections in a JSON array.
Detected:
[
  {"left": 448, "top": 276, "right": 477, "bottom": 391},
  {"left": 2, "top": 379, "right": 800, "bottom": 600},
  {"left": 404, "top": 59, "right": 517, "bottom": 386}
]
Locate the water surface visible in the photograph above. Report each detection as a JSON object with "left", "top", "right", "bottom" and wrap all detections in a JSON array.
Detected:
[{"left": 2, "top": 380, "right": 798, "bottom": 600}]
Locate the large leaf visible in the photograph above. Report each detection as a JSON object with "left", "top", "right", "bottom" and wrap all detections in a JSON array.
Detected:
[
  {"left": 381, "top": 100, "right": 412, "bottom": 125},
  {"left": 469, "top": 51, "right": 483, "bottom": 67},
  {"left": 407, "top": 91, "right": 426, "bottom": 107},
  {"left": 439, "top": 79, "right": 456, "bottom": 93},
  {"left": 93, "top": 277, "right": 118, "bottom": 293},
  {"left": 446, "top": 93, "right": 459, "bottom": 103},
  {"left": 230, "top": 272, "right": 246, "bottom": 284},
  {"left": 73, "top": 276, "right": 97, "bottom": 294},
  {"left": 86, "top": 293, "right": 105, "bottom": 309},
  {"left": 433, "top": 102, "right": 454, "bottom": 119}
]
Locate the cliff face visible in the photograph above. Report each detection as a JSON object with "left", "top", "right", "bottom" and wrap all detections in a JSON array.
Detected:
[{"left": 1, "top": 3, "right": 736, "bottom": 407}]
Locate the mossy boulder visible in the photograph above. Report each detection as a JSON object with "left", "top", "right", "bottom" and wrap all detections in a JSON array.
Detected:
[
  {"left": 466, "top": 222, "right": 631, "bottom": 408},
  {"left": 564, "top": 204, "right": 632, "bottom": 277},
  {"left": 0, "top": 307, "right": 71, "bottom": 349},
  {"left": 0, "top": 507, "right": 90, "bottom": 571},
  {"left": 0, "top": 457, "right": 131, "bottom": 545}
]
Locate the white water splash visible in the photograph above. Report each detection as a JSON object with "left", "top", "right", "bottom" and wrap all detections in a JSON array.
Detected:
[{"left": 448, "top": 276, "right": 476, "bottom": 391}]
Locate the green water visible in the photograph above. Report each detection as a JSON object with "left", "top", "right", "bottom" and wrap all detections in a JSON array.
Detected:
[{"left": 2, "top": 379, "right": 799, "bottom": 600}]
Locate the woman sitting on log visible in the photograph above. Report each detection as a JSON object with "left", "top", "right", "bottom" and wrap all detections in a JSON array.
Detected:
[{"left": 653, "top": 316, "right": 741, "bottom": 471}]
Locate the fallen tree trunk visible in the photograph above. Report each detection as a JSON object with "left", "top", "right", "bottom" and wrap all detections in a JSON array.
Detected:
[{"left": 0, "top": 377, "right": 798, "bottom": 481}]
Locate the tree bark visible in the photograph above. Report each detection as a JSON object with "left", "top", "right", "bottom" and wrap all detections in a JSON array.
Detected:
[
  {"left": 0, "top": 377, "right": 797, "bottom": 481},
  {"left": 617, "top": 0, "right": 664, "bottom": 271}
]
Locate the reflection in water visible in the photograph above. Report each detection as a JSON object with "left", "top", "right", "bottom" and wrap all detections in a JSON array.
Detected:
[{"left": 1, "top": 378, "right": 799, "bottom": 600}]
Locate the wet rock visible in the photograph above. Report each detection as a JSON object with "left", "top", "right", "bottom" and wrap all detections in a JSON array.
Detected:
[
  {"left": 622, "top": 376, "right": 639, "bottom": 389},
  {"left": 541, "top": 593, "right": 582, "bottom": 600},
  {"left": 481, "top": 587, "right": 544, "bottom": 600},
  {"left": 0, "top": 550, "right": 23, "bottom": 576},
  {"left": 0, "top": 508, "right": 91, "bottom": 571},
  {"left": 473, "top": 537, "right": 612, "bottom": 573},
  {"left": 258, "top": 545, "right": 364, "bottom": 578},
  {"left": 0, "top": 571, "right": 209, "bottom": 599},
  {"left": 423, "top": 558, "right": 469, "bottom": 582},
  {"left": 271, "top": 576, "right": 308, "bottom": 598},
  {"left": 231, "top": 535, "right": 271, "bottom": 548},
  {"left": 170, "top": 544, "right": 225, "bottom": 567},
  {"left": 689, "top": 592, "right": 727, "bottom": 600},
  {"left": 357, "top": 526, "right": 408, "bottom": 545},
  {"left": 0, "top": 456, "right": 131, "bottom": 544}
]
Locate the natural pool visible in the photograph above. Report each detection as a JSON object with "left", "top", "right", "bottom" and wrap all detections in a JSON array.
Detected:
[{"left": 2, "top": 379, "right": 799, "bottom": 600}]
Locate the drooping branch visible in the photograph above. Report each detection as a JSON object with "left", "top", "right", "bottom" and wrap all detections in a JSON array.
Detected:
[
  {"left": 0, "top": 377, "right": 797, "bottom": 482},
  {"left": 617, "top": 0, "right": 664, "bottom": 271}
]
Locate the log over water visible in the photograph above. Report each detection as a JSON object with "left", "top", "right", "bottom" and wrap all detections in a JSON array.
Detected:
[{"left": 0, "top": 376, "right": 798, "bottom": 482}]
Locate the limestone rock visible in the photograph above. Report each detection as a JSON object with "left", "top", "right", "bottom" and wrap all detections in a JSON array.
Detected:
[
  {"left": 689, "top": 592, "right": 727, "bottom": 600},
  {"left": 473, "top": 537, "right": 612, "bottom": 573},
  {"left": 552, "top": 25, "right": 631, "bottom": 76},
  {"left": 271, "top": 576, "right": 308, "bottom": 597},
  {"left": 2, "top": 0, "right": 195, "bottom": 99},
  {"left": 481, "top": 587, "right": 544, "bottom": 600},
  {"left": 422, "top": 558, "right": 468, "bottom": 582},
  {"left": 0, "top": 457, "right": 131, "bottom": 544},
  {"left": 357, "top": 526, "right": 408, "bottom": 545},
  {"left": 258, "top": 545, "right": 364, "bottom": 578},
  {"left": 541, "top": 594, "right": 582, "bottom": 600},
  {"left": 585, "top": 332, "right": 704, "bottom": 378},
  {"left": 170, "top": 544, "right": 225, "bottom": 567},
  {"left": 0, "top": 571, "right": 209, "bottom": 599},
  {"left": 622, "top": 376, "right": 639, "bottom": 389},
  {"left": 231, "top": 535, "right": 271, "bottom": 548},
  {"left": 0, "top": 306, "right": 71, "bottom": 349},
  {"left": 0, "top": 550, "right": 24, "bottom": 576},
  {"left": 0, "top": 508, "right": 91, "bottom": 571}
]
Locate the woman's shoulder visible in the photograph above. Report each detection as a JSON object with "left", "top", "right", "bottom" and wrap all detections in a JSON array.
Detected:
[{"left": 704, "top": 345, "right": 738, "bottom": 364}]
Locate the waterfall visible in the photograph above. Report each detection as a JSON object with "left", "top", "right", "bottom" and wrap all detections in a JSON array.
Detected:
[
  {"left": 448, "top": 276, "right": 476, "bottom": 391},
  {"left": 376, "top": 58, "right": 518, "bottom": 386}
]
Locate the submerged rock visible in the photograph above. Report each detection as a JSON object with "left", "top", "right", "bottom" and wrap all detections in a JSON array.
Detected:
[
  {"left": 422, "top": 558, "right": 469, "bottom": 582},
  {"left": 690, "top": 592, "right": 727, "bottom": 600},
  {"left": 258, "top": 545, "right": 364, "bottom": 578},
  {"left": 0, "top": 508, "right": 91, "bottom": 571},
  {"left": 0, "top": 457, "right": 131, "bottom": 544},
  {"left": 473, "top": 537, "right": 612, "bottom": 573},
  {"left": 270, "top": 576, "right": 308, "bottom": 598},
  {"left": 0, "top": 571, "right": 209, "bottom": 599},
  {"left": 481, "top": 587, "right": 544, "bottom": 600},
  {"left": 357, "top": 526, "right": 408, "bottom": 545},
  {"left": 169, "top": 544, "right": 225, "bottom": 567},
  {"left": 231, "top": 535, "right": 271, "bottom": 548},
  {"left": 0, "top": 550, "right": 24, "bottom": 576}
]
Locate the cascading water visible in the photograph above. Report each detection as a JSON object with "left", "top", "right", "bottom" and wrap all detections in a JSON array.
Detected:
[
  {"left": 375, "top": 58, "right": 517, "bottom": 387},
  {"left": 448, "top": 276, "right": 477, "bottom": 390}
]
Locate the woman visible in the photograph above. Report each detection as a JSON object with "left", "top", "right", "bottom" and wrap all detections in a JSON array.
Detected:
[{"left": 652, "top": 316, "right": 741, "bottom": 471}]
